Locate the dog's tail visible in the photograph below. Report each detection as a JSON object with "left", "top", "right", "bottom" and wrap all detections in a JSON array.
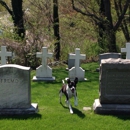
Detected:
[{"left": 62, "top": 80, "right": 65, "bottom": 85}]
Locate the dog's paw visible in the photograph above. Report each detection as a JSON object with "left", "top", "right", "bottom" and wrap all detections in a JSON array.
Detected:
[{"left": 69, "top": 109, "right": 73, "bottom": 114}]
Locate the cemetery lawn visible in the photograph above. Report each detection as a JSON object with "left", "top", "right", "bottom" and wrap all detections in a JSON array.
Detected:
[{"left": 0, "top": 62, "right": 130, "bottom": 130}]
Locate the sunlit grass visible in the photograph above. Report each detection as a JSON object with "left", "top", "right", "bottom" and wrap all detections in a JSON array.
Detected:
[{"left": 0, "top": 62, "right": 130, "bottom": 130}]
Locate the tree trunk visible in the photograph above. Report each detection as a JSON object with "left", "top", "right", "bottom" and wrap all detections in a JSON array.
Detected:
[
  {"left": 98, "top": 0, "right": 117, "bottom": 52},
  {"left": 53, "top": 0, "right": 60, "bottom": 61},
  {"left": 11, "top": 0, "right": 25, "bottom": 39}
]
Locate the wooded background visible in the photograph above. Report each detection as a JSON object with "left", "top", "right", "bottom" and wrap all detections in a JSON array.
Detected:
[{"left": 0, "top": 0, "right": 130, "bottom": 67}]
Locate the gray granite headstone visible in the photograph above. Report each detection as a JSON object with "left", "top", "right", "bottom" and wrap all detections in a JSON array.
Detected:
[
  {"left": 0, "top": 64, "right": 38, "bottom": 115},
  {"left": 93, "top": 58, "right": 130, "bottom": 114},
  {"left": 99, "top": 53, "right": 121, "bottom": 64},
  {"left": 96, "top": 53, "right": 121, "bottom": 72}
]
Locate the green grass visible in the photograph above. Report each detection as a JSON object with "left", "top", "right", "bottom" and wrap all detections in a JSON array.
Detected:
[{"left": 1, "top": 62, "right": 130, "bottom": 130}]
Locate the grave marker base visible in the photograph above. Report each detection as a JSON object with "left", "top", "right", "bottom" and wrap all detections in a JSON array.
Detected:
[
  {"left": 93, "top": 99, "right": 130, "bottom": 115},
  {"left": 32, "top": 76, "right": 55, "bottom": 81},
  {"left": 0, "top": 103, "right": 38, "bottom": 115}
]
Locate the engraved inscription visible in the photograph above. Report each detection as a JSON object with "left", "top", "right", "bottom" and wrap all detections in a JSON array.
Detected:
[
  {"left": 0, "top": 78, "right": 19, "bottom": 83},
  {"left": 106, "top": 70, "right": 130, "bottom": 95}
]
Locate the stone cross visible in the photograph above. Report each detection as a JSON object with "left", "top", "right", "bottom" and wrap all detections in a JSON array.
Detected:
[
  {"left": 68, "top": 48, "right": 86, "bottom": 81},
  {"left": 69, "top": 48, "right": 86, "bottom": 70},
  {"left": 36, "top": 47, "right": 53, "bottom": 66},
  {"left": 121, "top": 43, "right": 130, "bottom": 59},
  {"left": 0, "top": 46, "right": 12, "bottom": 65}
]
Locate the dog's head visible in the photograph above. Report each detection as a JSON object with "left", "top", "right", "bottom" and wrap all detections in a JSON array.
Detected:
[{"left": 67, "top": 77, "right": 78, "bottom": 93}]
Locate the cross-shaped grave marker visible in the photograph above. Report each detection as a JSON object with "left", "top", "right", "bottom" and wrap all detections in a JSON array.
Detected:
[
  {"left": 33, "top": 47, "right": 55, "bottom": 81},
  {"left": 67, "top": 48, "right": 87, "bottom": 81},
  {"left": 121, "top": 43, "right": 130, "bottom": 59},
  {"left": 37, "top": 47, "right": 53, "bottom": 67},
  {"left": 0, "top": 46, "right": 12, "bottom": 65},
  {"left": 69, "top": 48, "right": 86, "bottom": 70}
]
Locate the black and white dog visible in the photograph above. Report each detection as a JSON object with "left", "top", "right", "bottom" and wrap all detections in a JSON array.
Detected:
[{"left": 59, "top": 77, "right": 78, "bottom": 114}]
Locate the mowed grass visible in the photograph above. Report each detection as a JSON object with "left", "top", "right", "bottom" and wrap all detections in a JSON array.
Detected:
[{"left": 0, "top": 62, "right": 130, "bottom": 130}]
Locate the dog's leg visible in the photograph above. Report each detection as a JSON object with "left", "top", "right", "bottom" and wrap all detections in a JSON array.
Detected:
[
  {"left": 74, "top": 92, "right": 78, "bottom": 106},
  {"left": 65, "top": 93, "right": 73, "bottom": 114},
  {"left": 59, "top": 90, "right": 62, "bottom": 103},
  {"left": 68, "top": 100, "right": 73, "bottom": 114},
  {"left": 74, "top": 96, "right": 78, "bottom": 106}
]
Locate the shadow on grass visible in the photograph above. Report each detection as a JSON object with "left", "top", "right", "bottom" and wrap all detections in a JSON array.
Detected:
[
  {"left": 112, "top": 115, "right": 130, "bottom": 120},
  {"left": 0, "top": 113, "right": 42, "bottom": 120},
  {"left": 60, "top": 103, "right": 85, "bottom": 118}
]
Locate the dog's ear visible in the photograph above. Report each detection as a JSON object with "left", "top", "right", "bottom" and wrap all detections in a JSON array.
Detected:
[
  {"left": 74, "top": 77, "right": 78, "bottom": 84},
  {"left": 67, "top": 78, "right": 71, "bottom": 84}
]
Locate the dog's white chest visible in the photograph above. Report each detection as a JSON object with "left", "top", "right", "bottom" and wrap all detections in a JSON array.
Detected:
[{"left": 66, "top": 85, "right": 75, "bottom": 98}]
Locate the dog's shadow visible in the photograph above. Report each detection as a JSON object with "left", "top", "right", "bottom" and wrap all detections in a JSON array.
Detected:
[{"left": 60, "top": 103, "right": 85, "bottom": 118}]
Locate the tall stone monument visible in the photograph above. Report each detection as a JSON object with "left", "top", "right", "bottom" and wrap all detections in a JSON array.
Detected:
[{"left": 93, "top": 58, "right": 130, "bottom": 114}]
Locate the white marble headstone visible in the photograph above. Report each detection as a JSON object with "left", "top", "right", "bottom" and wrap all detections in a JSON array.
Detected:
[
  {"left": 67, "top": 48, "right": 86, "bottom": 81},
  {"left": 33, "top": 47, "right": 55, "bottom": 81},
  {"left": 121, "top": 43, "right": 130, "bottom": 59},
  {"left": 0, "top": 46, "right": 12, "bottom": 65}
]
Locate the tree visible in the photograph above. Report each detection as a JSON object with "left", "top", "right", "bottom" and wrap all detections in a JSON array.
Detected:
[
  {"left": 0, "top": 0, "right": 25, "bottom": 39},
  {"left": 71, "top": 0, "right": 130, "bottom": 53},
  {"left": 114, "top": 0, "right": 130, "bottom": 42},
  {"left": 53, "top": 0, "right": 60, "bottom": 60}
]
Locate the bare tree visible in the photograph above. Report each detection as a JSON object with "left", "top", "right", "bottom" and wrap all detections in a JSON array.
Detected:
[
  {"left": 71, "top": 0, "right": 129, "bottom": 53},
  {"left": 114, "top": 0, "right": 130, "bottom": 42}
]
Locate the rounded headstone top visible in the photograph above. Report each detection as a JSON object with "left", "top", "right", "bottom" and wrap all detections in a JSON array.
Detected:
[{"left": 0, "top": 64, "right": 30, "bottom": 70}]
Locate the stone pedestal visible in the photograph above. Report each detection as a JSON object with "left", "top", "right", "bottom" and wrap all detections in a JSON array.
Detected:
[
  {"left": 93, "top": 99, "right": 130, "bottom": 115},
  {"left": 0, "top": 103, "right": 38, "bottom": 115}
]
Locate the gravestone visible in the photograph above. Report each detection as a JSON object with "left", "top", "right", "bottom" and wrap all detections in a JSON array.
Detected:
[
  {"left": 0, "top": 46, "right": 12, "bottom": 65},
  {"left": 0, "top": 64, "right": 38, "bottom": 115},
  {"left": 121, "top": 42, "right": 130, "bottom": 59},
  {"left": 96, "top": 53, "right": 121, "bottom": 72},
  {"left": 33, "top": 47, "right": 55, "bottom": 81},
  {"left": 66, "top": 48, "right": 86, "bottom": 81},
  {"left": 66, "top": 53, "right": 80, "bottom": 70},
  {"left": 99, "top": 53, "right": 121, "bottom": 64},
  {"left": 93, "top": 58, "right": 130, "bottom": 114}
]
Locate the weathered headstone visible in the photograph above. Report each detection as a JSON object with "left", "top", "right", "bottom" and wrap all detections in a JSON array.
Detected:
[
  {"left": 0, "top": 64, "right": 38, "bottom": 115},
  {"left": 93, "top": 58, "right": 130, "bottom": 114},
  {"left": 66, "top": 48, "right": 86, "bottom": 81},
  {"left": 33, "top": 47, "right": 55, "bottom": 81},
  {"left": 99, "top": 53, "right": 121, "bottom": 64},
  {"left": 121, "top": 42, "right": 130, "bottom": 59},
  {"left": 0, "top": 46, "right": 12, "bottom": 65},
  {"left": 96, "top": 53, "right": 121, "bottom": 72}
]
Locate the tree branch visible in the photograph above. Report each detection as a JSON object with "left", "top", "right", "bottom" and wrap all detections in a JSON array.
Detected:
[
  {"left": 71, "top": 0, "right": 102, "bottom": 24},
  {"left": 0, "top": 0, "right": 13, "bottom": 15},
  {"left": 114, "top": 0, "right": 130, "bottom": 31}
]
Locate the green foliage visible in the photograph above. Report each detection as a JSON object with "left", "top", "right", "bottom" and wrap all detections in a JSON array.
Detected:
[{"left": 0, "top": 0, "right": 127, "bottom": 64}]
